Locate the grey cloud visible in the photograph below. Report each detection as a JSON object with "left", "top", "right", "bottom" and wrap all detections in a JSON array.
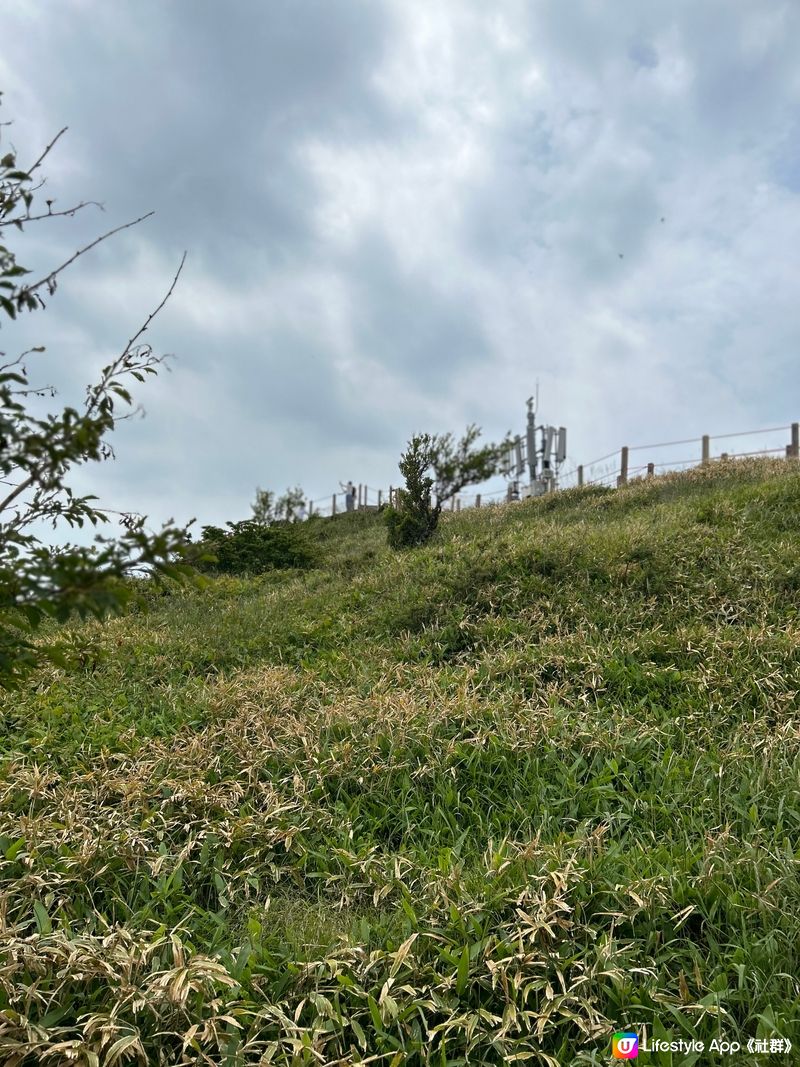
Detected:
[
  {"left": 628, "top": 42, "right": 659, "bottom": 70},
  {"left": 771, "top": 123, "right": 800, "bottom": 192},
  {"left": 10, "top": 0, "right": 403, "bottom": 274},
  {"left": 346, "top": 231, "right": 494, "bottom": 397},
  {"left": 228, "top": 323, "right": 396, "bottom": 450},
  {"left": 2, "top": 0, "right": 800, "bottom": 536}
]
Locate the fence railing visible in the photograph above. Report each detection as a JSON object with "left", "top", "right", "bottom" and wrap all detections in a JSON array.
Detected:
[{"left": 302, "top": 421, "right": 799, "bottom": 518}]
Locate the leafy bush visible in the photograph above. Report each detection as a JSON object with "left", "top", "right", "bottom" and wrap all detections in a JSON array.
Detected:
[
  {"left": 195, "top": 520, "right": 314, "bottom": 575},
  {"left": 384, "top": 499, "right": 437, "bottom": 549}
]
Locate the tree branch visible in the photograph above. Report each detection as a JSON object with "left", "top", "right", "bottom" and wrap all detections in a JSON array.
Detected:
[
  {"left": 1, "top": 346, "right": 46, "bottom": 371},
  {"left": 120, "top": 251, "right": 186, "bottom": 355},
  {"left": 0, "top": 471, "right": 36, "bottom": 516},
  {"left": 17, "top": 211, "right": 155, "bottom": 302},
  {"left": 0, "top": 199, "right": 104, "bottom": 230},
  {"left": 84, "top": 251, "right": 186, "bottom": 420},
  {"left": 2, "top": 255, "right": 185, "bottom": 519},
  {"left": 27, "top": 126, "right": 68, "bottom": 177}
]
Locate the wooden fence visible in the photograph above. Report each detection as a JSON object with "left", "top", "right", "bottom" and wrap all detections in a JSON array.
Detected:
[{"left": 304, "top": 421, "right": 799, "bottom": 518}]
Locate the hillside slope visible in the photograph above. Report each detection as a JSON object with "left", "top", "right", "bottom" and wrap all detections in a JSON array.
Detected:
[{"left": 1, "top": 459, "right": 799, "bottom": 1064}]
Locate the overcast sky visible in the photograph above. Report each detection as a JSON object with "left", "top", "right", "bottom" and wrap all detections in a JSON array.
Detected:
[{"left": 2, "top": 0, "right": 799, "bottom": 532}]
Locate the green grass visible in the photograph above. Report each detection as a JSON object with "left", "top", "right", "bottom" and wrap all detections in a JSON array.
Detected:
[{"left": 1, "top": 460, "right": 799, "bottom": 1065}]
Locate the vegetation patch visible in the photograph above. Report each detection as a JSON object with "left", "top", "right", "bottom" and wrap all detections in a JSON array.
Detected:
[{"left": 1, "top": 459, "right": 799, "bottom": 1063}]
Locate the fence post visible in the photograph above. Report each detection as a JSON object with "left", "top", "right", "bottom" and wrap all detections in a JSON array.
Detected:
[
  {"left": 791, "top": 422, "right": 799, "bottom": 459},
  {"left": 364, "top": 485, "right": 368, "bottom": 508},
  {"left": 702, "top": 434, "right": 710, "bottom": 465},
  {"left": 450, "top": 496, "right": 455, "bottom": 511},
  {"left": 332, "top": 494, "right": 337, "bottom": 515},
  {"left": 456, "top": 497, "right": 461, "bottom": 512},
  {"left": 647, "top": 462, "right": 654, "bottom": 477},
  {"left": 618, "top": 446, "right": 629, "bottom": 486},
  {"left": 307, "top": 499, "right": 312, "bottom": 517},
  {"left": 389, "top": 485, "right": 393, "bottom": 506},
  {"left": 475, "top": 493, "right": 481, "bottom": 508},
  {"left": 378, "top": 489, "right": 382, "bottom": 507},
  {"left": 577, "top": 465, "right": 584, "bottom": 487}
]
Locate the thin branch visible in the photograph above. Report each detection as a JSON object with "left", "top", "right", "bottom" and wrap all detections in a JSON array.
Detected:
[
  {"left": 0, "top": 200, "right": 104, "bottom": 230},
  {"left": 113, "top": 405, "right": 146, "bottom": 422},
  {"left": 120, "top": 251, "right": 186, "bottom": 356},
  {"left": 1, "top": 346, "right": 45, "bottom": 371},
  {"left": 83, "top": 252, "right": 186, "bottom": 421},
  {"left": 0, "top": 471, "right": 36, "bottom": 516},
  {"left": 11, "top": 385, "right": 56, "bottom": 398},
  {"left": 2, "top": 249, "right": 185, "bottom": 520},
  {"left": 18, "top": 211, "right": 155, "bottom": 301},
  {"left": 27, "top": 126, "right": 68, "bottom": 177}
]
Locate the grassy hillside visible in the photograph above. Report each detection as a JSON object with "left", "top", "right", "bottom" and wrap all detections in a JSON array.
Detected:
[{"left": 1, "top": 459, "right": 799, "bottom": 1065}]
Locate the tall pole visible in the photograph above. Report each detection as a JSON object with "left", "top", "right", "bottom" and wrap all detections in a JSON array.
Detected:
[
  {"left": 618, "top": 446, "right": 629, "bottom": 486},
  {"left": 526, "top": 395, "right": 537, "bottom": 483}
]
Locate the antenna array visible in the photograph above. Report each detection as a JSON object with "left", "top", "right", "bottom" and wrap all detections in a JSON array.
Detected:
[{"left": 502, "top": 390, "right": 567, "bottom": 499}]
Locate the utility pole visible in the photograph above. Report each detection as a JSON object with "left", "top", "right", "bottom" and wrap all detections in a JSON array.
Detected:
[
  {"left": 516, "top": 385, "right": 567, "bottom": 498},
  {"left": 526, "top": 395, "right": 537, "bottom": 482}
]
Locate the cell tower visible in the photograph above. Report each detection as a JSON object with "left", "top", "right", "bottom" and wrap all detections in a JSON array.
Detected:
[{"left": 503, "top": 388, "right": 567, "bottom": 500}]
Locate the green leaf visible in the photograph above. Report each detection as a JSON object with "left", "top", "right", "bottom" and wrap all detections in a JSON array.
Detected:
[
  {"left": 350, "top": 1017, "right": 367, "bottom": 1050},
  {"left": 456, "top": 943, "right": 470, "bottom": 996},
  {"left": 33, "top": 900, "right": 52, "bottom": 934},
  {"left": 367, "top": 994, "right": 383, "bottom": 1032},
  {"left": 5, "top": 837, "right": 25, "bottom": 861}
]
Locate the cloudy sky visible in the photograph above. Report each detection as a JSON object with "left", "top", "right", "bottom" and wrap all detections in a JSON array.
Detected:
[{"left": 2, "top": 0, "right": 799, "bottom": 532}]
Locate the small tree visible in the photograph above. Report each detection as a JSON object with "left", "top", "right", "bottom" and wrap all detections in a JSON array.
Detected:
[
  {"left": 0, "top": 95, "right": 191, "bottom": 686},
  {"left": 386, "top": 424, "right": 510, "bottom": 549},
  {"left": 251, "top": 485, "right": 306, "bottom": 524},
  {"left": 385, "top": 434, "right": 437, "bottom": 548},
  {"left": 251, "top": 487, "right": 276, "bottom": 524},
  {"left": 275, "top": 485, "right": 306, "bottom": 522}
]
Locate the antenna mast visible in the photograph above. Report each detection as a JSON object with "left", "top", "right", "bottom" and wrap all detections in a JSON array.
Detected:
[{"left": 507, "top": 385, "right": 567, "bottom": 499}]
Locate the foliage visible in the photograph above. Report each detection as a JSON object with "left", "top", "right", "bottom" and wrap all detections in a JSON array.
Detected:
[
  {"left": 0, "top": 95, "right": 192, "bottom": 687},
  {"left": 384, "top": 433, "right": 437, "bottom": 548},
  {"left": 195, "top": 519, "right": 314, "bottom": 574},
  {"left": 1, "top": 458, "right": 798, "bottom": 1062},
  {"left": 250, "top": 486, "right": 276, "bottom": 524},
  {"left": 252, "top": 484, "right": 306, "bottom": 524},
  {"left": 276, "top": 484, "right": 306, "bottom": 522},
  {"left": 386, "top": 424, "right": 510, "bottom": 548}
]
